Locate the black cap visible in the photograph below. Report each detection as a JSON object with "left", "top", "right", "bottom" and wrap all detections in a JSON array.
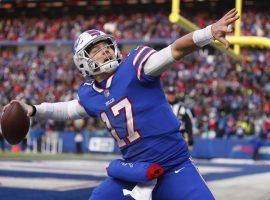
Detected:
[{"left": 167, "top": 86, "right": 176, "bottom": 94}]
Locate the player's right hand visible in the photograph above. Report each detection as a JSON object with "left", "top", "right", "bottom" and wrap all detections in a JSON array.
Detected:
[
  {"left": 211, "top": 8, "right": 240, "bottom": 49},
  {"left": 3, "top": 100, "right": 34, "bottom": 117}
]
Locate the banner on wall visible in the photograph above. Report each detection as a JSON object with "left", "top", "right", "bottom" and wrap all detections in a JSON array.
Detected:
[
  {"left": 88, "top": 137, "right": 115, "bottom": 153},
  {"left": 191, "top": 138, "right": 270, "bottom": 160},
  {"left": 259, "top": 146, "right": 270, "bottom": 155}
]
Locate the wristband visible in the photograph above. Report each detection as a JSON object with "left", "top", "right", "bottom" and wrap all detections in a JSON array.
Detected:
[
  {"left": 29, "top": 105, "right": 37, "bottom": 117},
  {"left": 192, "top": 25, "right": 214, "bottom": 47}
]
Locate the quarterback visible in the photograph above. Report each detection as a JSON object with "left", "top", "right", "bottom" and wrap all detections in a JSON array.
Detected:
[{"left": 4, "top": 9, "right": 239, "bottom": 200}]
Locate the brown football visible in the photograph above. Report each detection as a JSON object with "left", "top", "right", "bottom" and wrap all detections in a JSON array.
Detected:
[{"left": 1, "top": 102, "right": 30, "bottom": 145}]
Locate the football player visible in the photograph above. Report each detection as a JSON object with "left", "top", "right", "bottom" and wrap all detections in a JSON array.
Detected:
[{"left": 4, "top": 9, "right": 239, "bottom": 200}]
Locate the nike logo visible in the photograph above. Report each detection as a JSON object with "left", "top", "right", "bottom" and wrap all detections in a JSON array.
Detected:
[{"left": 174, "top": 167, "right": 185, "bottom": 173}]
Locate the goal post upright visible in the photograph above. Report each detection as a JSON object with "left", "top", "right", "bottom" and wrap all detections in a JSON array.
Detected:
[{"left": 169, "top": 0, "right": 270, "bottom": 61}]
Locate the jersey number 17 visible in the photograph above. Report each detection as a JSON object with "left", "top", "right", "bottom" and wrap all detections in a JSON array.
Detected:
[{"left": 100, "top": 97, "right": 141, "bottom": 148}]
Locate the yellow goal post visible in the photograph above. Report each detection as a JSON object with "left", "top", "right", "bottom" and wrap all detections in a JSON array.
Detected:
[{"left": 169, "top": 0, "right": 270, "bottom": 60}]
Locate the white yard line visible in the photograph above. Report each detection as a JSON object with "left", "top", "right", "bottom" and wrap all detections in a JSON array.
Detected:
[
  {"left": 0, "top": 160, "right": 109, "bottom": 176},
  {"left": 208, "top": 172, "right": 270, "bottom": 200},
  {"left": 197, "top": 166, "right": 242, "bottom": 174},
  {"left": 0, "top": 176, "right": 101, "bottom": 191},
  {"left": 205, "top": 158, "right": 270, "bottom": 166}
]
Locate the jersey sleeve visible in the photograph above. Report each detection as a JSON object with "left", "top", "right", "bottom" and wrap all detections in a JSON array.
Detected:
[
  {"left": 77, "top": 81, "right": 97, "bottom": 117},
  {"left": 131, "top": 46, "right": 158, "bottom": 82}
]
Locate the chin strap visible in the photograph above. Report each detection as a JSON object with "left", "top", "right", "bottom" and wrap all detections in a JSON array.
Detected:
[{"left": 101, "top": 60, "right": 119, "bottom": 73}]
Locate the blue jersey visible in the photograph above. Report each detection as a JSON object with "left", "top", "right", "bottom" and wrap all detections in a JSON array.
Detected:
[{"left": 78, "top": 46, "right": 190, "bottom": 170}]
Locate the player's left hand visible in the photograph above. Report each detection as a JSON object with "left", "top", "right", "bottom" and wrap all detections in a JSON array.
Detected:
[{"left": 211, "top": 8, "right": 240, "bottom": 49}]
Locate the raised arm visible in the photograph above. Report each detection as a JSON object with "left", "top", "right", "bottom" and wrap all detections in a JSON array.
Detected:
[{"left": 144, "top": 8, "right": 239, "bottom": 76}]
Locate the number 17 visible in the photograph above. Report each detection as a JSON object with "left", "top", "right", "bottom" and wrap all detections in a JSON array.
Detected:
[{"left": 100, "top": 97, "right": 141, "bottom": 148}]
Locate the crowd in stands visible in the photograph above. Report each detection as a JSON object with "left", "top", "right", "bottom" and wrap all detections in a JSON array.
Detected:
[
  {"left": 0, "top": 12, "right": 183, "bottom": 41},
  {"left": 162, "top": 49, "right": 270, "bottom": 140},
  {"left": 1, "top": 8, "right": 270, "bottom": 141},
  {"left": 1, "top": 8, "right": 269, "bottom": 41},
  {"left": 182, "top": 8, "right": 270, "bottom": 37}
]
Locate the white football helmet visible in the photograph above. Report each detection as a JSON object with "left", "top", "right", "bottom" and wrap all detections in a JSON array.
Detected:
[{"left": 73, "top": 29, "right": 122, "bottom": 77}]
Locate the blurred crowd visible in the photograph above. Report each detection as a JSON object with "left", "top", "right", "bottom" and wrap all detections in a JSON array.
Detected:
[
  {"left": 182, "top": 8, "right": 270, "bottom": 37},
  {"left": 1, "top": 8, "right": 269, "bottom": 41},
  {"left": 1, "top": 8, "right": 270, "bottom": 140},
  {"left": 0, "top": 50, "right": 104, "bottom": 134},
  {"left": 162, "top": 49, "right": 270, "bottom": 140},
  {"left": 0, "top": 50, "right": 80, "bottom": 105},
  {"left": 0, "top": 12, "right": 183, "bottom": 41}
]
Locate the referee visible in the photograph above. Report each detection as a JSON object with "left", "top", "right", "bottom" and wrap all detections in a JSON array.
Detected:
[{"left": 166, "top": 86, "right": 195, "bottom": 149}]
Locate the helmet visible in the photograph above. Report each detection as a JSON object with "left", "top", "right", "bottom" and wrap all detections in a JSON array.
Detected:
[{"left": 73, "top": 29, "right": 122, "bottom": 77}]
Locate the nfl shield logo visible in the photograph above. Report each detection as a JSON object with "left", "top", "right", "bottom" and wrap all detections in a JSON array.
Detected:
[{"left": 104, "top": 89, "right": 110, "bottom": 98}]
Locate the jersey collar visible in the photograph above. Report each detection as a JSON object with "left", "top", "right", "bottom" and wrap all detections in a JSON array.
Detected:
[{"left": 93, "top": 74, "right": 114, "bottom": 93}]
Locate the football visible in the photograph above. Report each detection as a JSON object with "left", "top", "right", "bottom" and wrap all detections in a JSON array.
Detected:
[{"left": 1, "top": 102, "right": 30, "bottom": 145}]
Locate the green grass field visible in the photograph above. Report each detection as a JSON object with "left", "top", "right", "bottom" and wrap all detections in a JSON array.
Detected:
[{"left": 0, "top": 151, "right": 120, "bottom": 160}]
